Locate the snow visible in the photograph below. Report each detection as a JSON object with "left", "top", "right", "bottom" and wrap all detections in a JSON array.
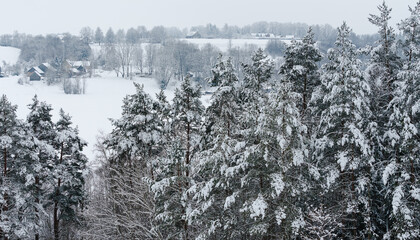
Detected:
[
  {"left": 0, "top": 46, "right": 21, "bottom": 65},
  {"left": 0, "top": 72, "right": 157, "bottom": 161},
  {"left": 181, "top": 38, "right": 294, "bottom": 52},
  {"left": 0, "top": 71, "right": 212, "bottom": 162},
  {"left": 250, "top": 194, "right": 268, "bottom": 219}
]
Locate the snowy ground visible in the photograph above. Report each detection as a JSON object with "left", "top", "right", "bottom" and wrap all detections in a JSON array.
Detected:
[
  {"left": 0, "top": 71, "right": 212, "bottom": 162},
  {"left": 181, "top": 38, "right": 294, "bottom": 52},
  {"left": 0, "top": 46, "right": 21, "bottom": 65},
  {"left": 90, "top": 38, "right": 294, "bottom": 56}
]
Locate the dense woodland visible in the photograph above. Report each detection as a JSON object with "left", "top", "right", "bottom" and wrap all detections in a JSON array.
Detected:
[{"left": 1, "top": 1, "right": 420, "bottom": 239}]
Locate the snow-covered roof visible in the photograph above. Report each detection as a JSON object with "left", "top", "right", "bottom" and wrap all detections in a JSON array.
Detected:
[
  {"left": 32, "top": 66, "right": 44, "bottom": 74},
  {"left": 30, "top": 71, "right": 42, "bottom": 77}
]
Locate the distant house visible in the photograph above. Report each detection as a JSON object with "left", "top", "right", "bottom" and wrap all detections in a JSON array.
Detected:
[
  {"left": 29, "top": 71, "right": 42, "bottom": 81},
  {"left": 27, "top": 66, "right": 44, "bottom": 76},
  {"left": 186, "top": 31, "right": 201, "bottom": 39},
  {"left": 38, "top": 63, "right": 56, "bottom": 73},
  {"left": 26, "top": 62, "right": 59, "bottom": 81},
  {"left": 62, "top": 60, "right": 91, "bottom": 77}
]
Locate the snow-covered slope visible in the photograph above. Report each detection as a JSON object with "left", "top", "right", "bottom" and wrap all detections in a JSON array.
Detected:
[{"left": 0, "top": 46, "right": 21, "bottom": 65}]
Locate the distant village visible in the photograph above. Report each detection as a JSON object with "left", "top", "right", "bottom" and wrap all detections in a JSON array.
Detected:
[{"left": 26, "top": 60, "right": 91, "bottom": 81}]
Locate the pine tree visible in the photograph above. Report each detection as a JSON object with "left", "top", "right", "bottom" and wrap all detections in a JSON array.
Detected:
[
  {"left": 26, "top": 95, "right": 57, "bottom": 240},
  {"left": 52, "top": 109, "right": 88, "bottom": 239},
  {"left": 313, "top": 23, "right": 374, "bottom": 239},
  {"left": 104, "top": 83, "right": 163, "bottom": 238},
  {"left": 279, "top": 27, "right": 322, "bottom": 115},
  {"left": 152, "top": 75, "right": 204, "bottom": 239},
  {"left": 367, "top": 2, "right": 403, "bottom": 237},
  {"left": 0, "top": 95, "right": 26, "bottom": 239},
  {"left": 381, "top": 2, "right": 420, "bottom": 238},
  {"left": 191, "top": 56, "right": 244, "bottom": 239}
]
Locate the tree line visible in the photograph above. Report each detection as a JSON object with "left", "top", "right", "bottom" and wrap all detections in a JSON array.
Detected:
[{"left": 80, "top": 2, "right": 419, "bottom": 239}]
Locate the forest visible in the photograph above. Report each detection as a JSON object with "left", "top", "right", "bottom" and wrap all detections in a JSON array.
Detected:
[{"left": 0, "top": 1, "right": 419, "bottom": 240}]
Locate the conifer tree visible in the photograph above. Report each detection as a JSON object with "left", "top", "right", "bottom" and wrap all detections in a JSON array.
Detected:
[
  {"left": 191, "top": 56, "right": 244, "bottom": 239},
  {"left": 104, "top": 84, "right": 162, "bottom": 237},
  {"left": 152, "top": 75, "right": 204, "bottom": 239},
  {"left": 52, "top": 109, "right": 88, "bottom": 240},
  {"left": 0, "top": 95, "right": 26, "bottom": 239},
  {"left": 279, "top": 27, "right": 321, "bottom": 115},
  {"left": 314, "top": 23, "right": 374, "bottom": 239},
  {"left": 381, "top": 2, "right": 420, "bottom": 238},
  {"left": 367, "top": 2, "right": 403, "bottom": 237},
  {"left": 27, "top": 95, "right": 57, "bottom": 240}
]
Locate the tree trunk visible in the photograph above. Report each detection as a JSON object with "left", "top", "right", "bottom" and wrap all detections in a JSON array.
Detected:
[
  {"left": 54, "top": 143, "right": 66, "bottom": 240},
  {"left": 35, "top": 175, "right": 40, "bottom": 240},
  {"left": 302, "top": 73, "right": 308, "bottom": 114},
  {"left": 2, "top": 148, "right": 8, "bottom": 240}
]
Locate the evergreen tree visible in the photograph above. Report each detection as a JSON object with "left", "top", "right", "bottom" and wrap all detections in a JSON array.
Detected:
[
  {"left": 279, "top": 27, "right": 322, "bottom": 115},
  {"left": 367, "top": 2, "right": 403, "bottom": 237},
  {"left": 192, "top": 56, "right": 244, "bottom": 239},
  {"left": 381, "top": 2, "right": 420, "bottom": 238},
  {"left": 52, "top": 109, "right": 88, "bottom": 240},
  {"left": 27, "top": 95, "right": 57, "bottom": 240},
  {"left": 104, "top": 83, "right": 163, "bottom": 238},
  {"left": 152, "top": 75, "right": 204, "bottom": 239},
  {"left": 94, "top": 27, "right": 104, "bottom": 45},
  {"left": 313, "top": 23, "right": 374, "bottom": 239},
  {"left": 105, "top": 28, "right": 116, "bottom": 45},
  {"left": 0, "top": 95, "right": 26, "bottom": 239}
]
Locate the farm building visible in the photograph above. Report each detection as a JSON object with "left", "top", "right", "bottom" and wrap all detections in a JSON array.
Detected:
[
  {"left": 186, "top": 31, "right": 201, "bottom": 39},
  {"left": 29, "top": 71, "right": 42, "bottom": 81}
]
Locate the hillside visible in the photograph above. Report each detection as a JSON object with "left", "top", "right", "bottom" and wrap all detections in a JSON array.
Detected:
[{"left": 0, "top": 46, "right": 20, "bottom": 65}]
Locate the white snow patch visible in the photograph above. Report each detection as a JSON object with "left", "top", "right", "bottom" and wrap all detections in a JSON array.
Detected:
[
  {"left": 250, "top": 194, "right": 268, "bottom": 219},
  {"left": 0, "top": 46, "right": 21, "bottom": 65}
]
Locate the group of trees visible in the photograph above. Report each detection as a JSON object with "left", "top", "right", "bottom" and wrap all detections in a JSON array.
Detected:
[
  {"left": 81, "top": 2, "right": 420, "bottom": 239},
  {"left": 0, "top": 95, "right": 87, "bottom": 239},
  {"left": 98, "top": 36, "right": 256, "bottom": 88}
]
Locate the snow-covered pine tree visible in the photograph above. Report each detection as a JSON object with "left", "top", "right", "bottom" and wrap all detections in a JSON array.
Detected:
[
  {"left": 0, "top": 95, "right": 28, "bottom": 239},
  {"left": 107, "top": 83, "right": 163, "bottom": 171},
  {"left": 367, "top": 2, "right": 403, "bottom": 237},
  {"left": 313, "top": 22, "right": 374, "bottom": 239},
  {"left": 381, "top": 2, "right": 420, "bottom": 238},
  {"left": 103, "top": 83, "right": 162, "bottom": 238},
  {"left": 279, "top": 27, "right": 322, "bottom": 116},
  {"left": 191, "top": 56, "right": 244, "bottom": 239},
  {"left": 263, "top": 76, "right": 309, "bottom": 238},
  {"left": 13, "top": 119, "right": 43, "bottom": 239},
  {"left": 52, "top": 109, "right": 88, "bottom": 239},
  {"left": 26, "top": 95, "right": 57, "bottom": 240},
  {"left": 152, "top": 75, "right": 204, "bottom": 239},
  {"left": 230, "top": 48, "right": 298, "bottom": 238}
]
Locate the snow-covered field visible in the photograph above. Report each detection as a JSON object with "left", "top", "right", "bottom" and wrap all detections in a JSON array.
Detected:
[
  {"left": 0, "top": 46, "right": 21, "bottom": 65},
  {"left": 0, "top": 71, "right": 212, "bottom": 161},
  {"left": 181, "top": 38, "right": 294, "bottom": 52},
  {"left": 90, "top": 38, "right": 293, "bottom": 55}
]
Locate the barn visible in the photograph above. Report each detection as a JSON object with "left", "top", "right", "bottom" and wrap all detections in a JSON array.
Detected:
[{"left": 29, "top": 71, "right": 42, "bottom": 81}]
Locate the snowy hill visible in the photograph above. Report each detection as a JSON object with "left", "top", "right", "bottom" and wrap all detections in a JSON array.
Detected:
[
  {"left": 0, "top": 71, "right": 211, "bottom": 161},
  {"left": 0, "top": 46, "right": 21, "bottom": 65}
]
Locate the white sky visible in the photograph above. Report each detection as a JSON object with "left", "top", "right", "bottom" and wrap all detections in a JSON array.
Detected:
[{"left": 0, "top": 0, "right": 417, "bottom": 35}]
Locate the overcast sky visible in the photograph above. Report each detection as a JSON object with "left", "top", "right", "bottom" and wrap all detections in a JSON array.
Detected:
[{"left": 0, "top": 0, "right": 417, "bottom": 36}]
